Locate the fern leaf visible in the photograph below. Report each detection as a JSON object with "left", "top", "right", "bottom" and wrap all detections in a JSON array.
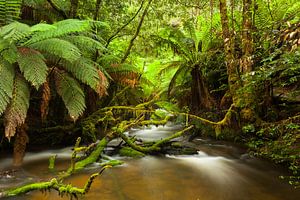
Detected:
[
  {"left": 26, "top": 19, "right": 91, "bottom": 44},
  {"left": 168, "top": 65, "right": 187, "bottom": 96},
  {"left": 0, "top": 59, "right": 15, "bottom": 115},
  {"left": 60, "top": 57, "right": 103, "bottom": 93},
  {"left": 17, "top": 47, "right": 48, "bottom": 89},
  {"left": 0, "top": 22, "right": 31, "bottom": 42},
  {"left": 96, "top": 70, "right": 109, "bottom": 96},
  {"left": 27, "top": 38, "right": 81, "bottom": 62},
  {"left": 283, "top": 2, "right": 300, "bottom": 20},
  {"left": 62, "top": 35, "right": 106, "bottom": 57},
  {"left": 4, "top": 74, "right": 30, "bottom": 140},
  {"left": 54, "top": 69, "right": 86, "bottom": 120},
  {"left": 0, "top": 0, "right": 22, "bottom": 25}
]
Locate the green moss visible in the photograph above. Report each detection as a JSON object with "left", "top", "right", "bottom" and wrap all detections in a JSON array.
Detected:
[
  {"left": 119, "top": 147, "right": 145, "bottom": 158},
  {"left": 101, "top": 159, "right": 124, "bottom": 167}
]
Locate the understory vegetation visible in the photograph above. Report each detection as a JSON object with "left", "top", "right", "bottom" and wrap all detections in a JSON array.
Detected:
[{"left": 0, "top": 0, "right": 299, "bottom": 197}]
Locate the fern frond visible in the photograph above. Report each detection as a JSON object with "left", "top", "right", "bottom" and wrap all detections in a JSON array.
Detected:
[
  {"left": 17, "top": 47, "right": 48, "bottom": 89},
  {"left": 0, "top": 59, "right": 15, "bottom": 115},
  {"left": 0, "top": 22, "right": 31, "bottom": 42},
  {"left": 60, "top": 57, "right": 101, "bottom": 92},
  {"left": 0, "top": 40, "right": 18, "bottom": 64},
  {"left": 168, "top": 65, "right": 186, "bottom": 96},
  {"left": 0, "top": 0, "right": 22, "bottom": 25},
  {"left": 63, "top": 35, "right": 106, "bottom": 56},
  {"left": 4, "top": 74, "right": 30, "bottom": 140},
  {"left": 54, "top": 68, "right": 86, "bottom": 120},
  {"left": 96, "top": 70, "right": 109, "bottom": 96},
  {"left": 27, "top": 38, "right": 81, "bottom": 62},
  {"left": 283, "top": 2, "right": 300, "bottom": 21},
  {"left": 26, "top": 19, "right": 92, "bottom": 44},
  {"left": 158, "top": 61, "right": 182, "bottom": 76}
]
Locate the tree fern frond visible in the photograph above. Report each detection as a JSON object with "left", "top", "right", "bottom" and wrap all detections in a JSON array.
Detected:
[
  {"left": 0, "top": 59, "right": 15, "bottom": 115},
  {"left": 97, "top": 54, "right": 121, "bottom": 68},
  {"left": 168, "top": 65, "right": 186, "bottom": 96},
  {"left": 54, "top": 68, "right": 86, "bottom": 120},
  {"left": 0, "top": 0, "right": 22, "bottom": 25},
  {"left": 283, "top": 2, "right": 300, "bottom": 21},
  {"left": 158, "top": 61, "right": 182, "bottom": 76},
  {"left": 27, "top": 38, "right": 81, "bottom": 62},
  {"left": 0, "top": 41, "right": 18, "bottom": 64},
  {"left": 17, "top": 47, "right": 48, "bottom": 89},
  {"left": 63, "top": 35, "right": 106, "bottom": 56},
  {"left": 0, "top": 22, "right": 31, "bottom": 42},
  {"left": 30, "top": 23, "right": 57, "bottom": 32},
  {"left": 60, "top": 57, "right": 101, "bottom": 92},
  {"left": 4, "top": 74, "right": 30, "bottom": 140},
  {"left": 26, "top": 19, "right": 91, "bottom": 44}
]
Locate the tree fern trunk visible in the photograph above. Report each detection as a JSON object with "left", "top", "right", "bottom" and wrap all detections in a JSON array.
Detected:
[
  {"left": 70, "top": 0, "right": 79, "bottom": 18},
  {"left": 191, "top": 67, "right": 215, "bottom": 113},
  {"left": 13, "top": 124, "right": 28, "bottom": 167},
  {"left": 94, "top": 0, "right": 103, "bottom": 20}
]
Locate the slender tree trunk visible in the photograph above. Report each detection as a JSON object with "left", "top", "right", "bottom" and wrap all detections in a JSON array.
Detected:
[
  {"left": 94, "top": 0, "right": 103, "bottom": 20},
  {"left": 70, "top": 0, "right": 79, "bottom": 18},
  {"left": 239, "top": 0, "right": 257, "bottom": 121},
  {"left": 121, "top": 0, "right": 153, "bottom": 63},
  {"left": 218, "top": 0, "right": 240, "bottom": 106}
]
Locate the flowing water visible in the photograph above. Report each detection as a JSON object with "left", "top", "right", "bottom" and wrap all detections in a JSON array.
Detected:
[{"left": 1, "top": 124, "right": 300, "bottom": 200}]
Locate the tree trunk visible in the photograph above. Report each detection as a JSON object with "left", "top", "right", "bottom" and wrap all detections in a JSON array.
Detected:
[
  {"left": 70, "top": 0, "right": 79, "bottom": 18},
  {"left": 191, "top": 67, "right": 215, "bottom": 113},
  {"left": 94, "top": 0, "right": 103, "bottom": 20},
  {"left": 121, "top": 0, "right": 153, "bottom": 63},
  {"left": 13, "top": 124, "right": 29, "bottom": 167},
  {"left": 218, "top": 0, "right": 240, "bottom": 106}
]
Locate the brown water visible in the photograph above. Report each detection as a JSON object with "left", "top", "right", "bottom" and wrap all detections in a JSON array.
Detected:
[{"left": 1, "top": 124, "right": 300, "bottom": 200}]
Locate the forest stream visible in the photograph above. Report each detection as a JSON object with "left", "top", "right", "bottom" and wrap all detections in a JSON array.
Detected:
[{"left": 1, "top": 124, "right": 300, "bottom": 200}]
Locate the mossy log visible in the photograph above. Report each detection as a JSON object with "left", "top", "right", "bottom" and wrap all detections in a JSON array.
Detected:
[
  {"left": 0, "top": 166, "right": 110, "bottom": 198},
  {"left": 118, "top": 125, "right": 194, "bottom": 153}
]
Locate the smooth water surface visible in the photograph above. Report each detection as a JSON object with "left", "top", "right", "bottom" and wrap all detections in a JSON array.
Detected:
[{"left": 1, "top": 124, "right": 299, "bottom": 200}]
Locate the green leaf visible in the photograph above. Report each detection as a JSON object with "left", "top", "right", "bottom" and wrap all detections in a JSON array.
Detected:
[
  {"left": 60, "top": 58, "right": 101, "bottom": 92},
  {"left": 0, "top": 60, "right": 15, "bottom": 115},
  {"left": 27, "top": 38, "right": 81, "bottom": 62},
  {"left": 4, "top": 74, "right": 30, "bottom": 139},
  {"left": 17, "top": 47, "right": 48, "bottom": 89},
  {"left": 54, "top": 69, "right": 86, "bottom": 120}
]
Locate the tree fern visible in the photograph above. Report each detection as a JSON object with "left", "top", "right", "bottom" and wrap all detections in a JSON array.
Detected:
[
  {"left": 17, "top": 47, "right": 48, "bottom": 89},
  {"left": 60, "top": 57, "right": 103, "bottom": 93},
  {"left": 27, "top": 38, "right": 81, "bottom": 62},
  {"left": 54, "top": 69, "right": 86, "bottom": 120},
  {"left": 62, "top": 35, "right": 106, "bottom": 57},
  {"left": 25, "top": 19, "right": 92, "bottom": 44},
  {"left": 4, "top": 74, "right": 30, "bottom": 140},
  {"left": 0, "top": 0, "right": 22, "bottom": 25},
  {"left": 0, "top": 59, "right": 15, "bottom": 115}
]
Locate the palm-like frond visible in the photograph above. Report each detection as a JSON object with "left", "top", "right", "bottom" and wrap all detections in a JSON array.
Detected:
[
  {"left": 17, "top": 47, "right": 48, "bottom": 89},
  {"left": 54, "top": 69, "right": 86, "bottom": 120},
  {"left": 60, "top": 57, "right": 106, "bottom": 95},
  {"left": 0, "top": 0, "right": 22, "bottom": 25},
  {"left": 168, "top": 64, "right": 187, "bottom": 96},
  {"left": 0, "top": 59, "right": 15, "bottom": 115},
  {"left": 4, "top": 74, "right": 30, "bottom": 140},
  {"left": 27, "top": 38, "right": 81, "bottom": 62},
  {"left": 62, "top": 35, "right": 106, "bottom": 57},
  {"left": 25, "top": 19, "right": 92, "bottom": 44}
]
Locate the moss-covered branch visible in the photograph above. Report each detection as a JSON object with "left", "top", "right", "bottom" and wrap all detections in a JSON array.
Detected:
[
  {"left": 119, "top": 125, "right": 194, "bottom": 153},
  {"left": 0, "top": 166, "right": 110, "bottom": 198}
]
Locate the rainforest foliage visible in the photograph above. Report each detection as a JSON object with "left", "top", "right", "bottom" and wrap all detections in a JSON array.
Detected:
[{"left": 0, "top": 0, "right": 299, "bottom": 196}]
